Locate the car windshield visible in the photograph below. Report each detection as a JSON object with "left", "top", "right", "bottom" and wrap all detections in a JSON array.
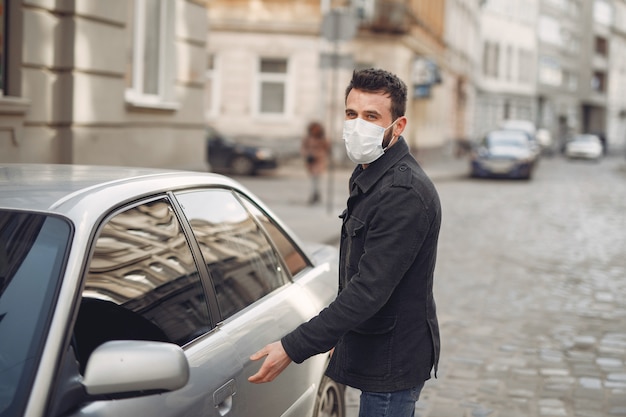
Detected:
[
  {"left": 486, "top": 131, "right": 528, "bottom": 148},
  {"left": 0, "top": 211, "right": 71, "bottom": 417}
]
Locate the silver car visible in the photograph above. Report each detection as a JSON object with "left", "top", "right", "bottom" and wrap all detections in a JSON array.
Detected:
[{"left": 0, "top": 164, "right": 344, "bottom": 417}]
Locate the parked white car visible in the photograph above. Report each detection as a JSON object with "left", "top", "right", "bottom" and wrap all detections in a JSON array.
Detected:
[
  {"left": 0, "top": 164, "right": 344, "bottom": 417},
  {"left": 565, "top": 134, "right": 603, "bottom": 160}
]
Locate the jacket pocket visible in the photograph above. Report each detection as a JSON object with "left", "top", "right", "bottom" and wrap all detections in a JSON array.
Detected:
[
  {"left": 343, "top": 315, "right": 396, "bottom": 379},
  {"left": 343, "top": 215, "right": 365, "bottom": 274}
]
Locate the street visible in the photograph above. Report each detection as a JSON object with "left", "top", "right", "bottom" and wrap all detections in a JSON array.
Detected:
[{"left": 239, "top": 154, "right": 626, "bottom": 417}]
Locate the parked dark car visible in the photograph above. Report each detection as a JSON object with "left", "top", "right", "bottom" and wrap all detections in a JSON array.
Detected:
[
  {"left": 0, "top": 163, "right": 343, "bottom": 417},
  {"left": 206, "top": 127, "right": 278, "bottom": 176},
  {"left": 470, "top": 129, "right": 537, "bottom": 180},
  {"left": 498, "top": 119, "right": 542, "bottom": 158}
]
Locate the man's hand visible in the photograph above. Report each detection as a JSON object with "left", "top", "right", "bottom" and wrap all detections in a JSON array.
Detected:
[{"left": 248, "top": 341, "right": 292, "bottom": 383}]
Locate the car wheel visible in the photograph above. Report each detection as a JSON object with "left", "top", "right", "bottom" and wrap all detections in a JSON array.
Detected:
[
  {"left": 230, "top": 156, "right": 255, "bottom": 176},
  {"left": 313, "top": 375, "right": 346, "bottom": 417}
]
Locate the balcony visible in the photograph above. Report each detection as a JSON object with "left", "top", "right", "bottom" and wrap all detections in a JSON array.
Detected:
[{"left": 356, "top": 0, "right": 411, "bottom": 34}]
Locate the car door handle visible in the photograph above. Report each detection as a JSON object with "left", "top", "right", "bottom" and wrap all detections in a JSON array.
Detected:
[{"left": 213, "top": 379, "right": 237, "bottom": 416}]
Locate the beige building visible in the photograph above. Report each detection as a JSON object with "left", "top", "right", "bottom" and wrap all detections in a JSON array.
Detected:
[
  {"left": 1, "top": 0, "right": 485, "bottom": 168},
  {"left": 0, "top": 0, "right": 208, "bottom": 169},
  {"left": 206, "top": 0, "right": 481, "bottom": 160},
  {"left": 444, "top": 0, "right": 481, "bottom": 142}
]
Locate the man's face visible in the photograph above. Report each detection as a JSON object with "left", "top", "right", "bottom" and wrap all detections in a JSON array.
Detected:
[{"left": 345, "top": 89, "right": 405, "bottom": 147}]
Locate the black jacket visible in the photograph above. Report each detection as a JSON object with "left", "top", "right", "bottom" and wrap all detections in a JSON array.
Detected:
[{"left": 281, "top": 137, "right": 441, "bottom": 392}]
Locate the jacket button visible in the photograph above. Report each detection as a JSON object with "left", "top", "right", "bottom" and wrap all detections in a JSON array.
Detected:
[{"left": 399, "top": 166, "right": 407, "bottom": 171}]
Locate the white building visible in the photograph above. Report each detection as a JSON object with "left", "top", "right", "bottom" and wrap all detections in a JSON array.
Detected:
[
  {"left": 475, "top": 0, "right": 539, "bottom": 138},
  {"left": 607, "top": 0, "right": 626, "bottom": 152}
]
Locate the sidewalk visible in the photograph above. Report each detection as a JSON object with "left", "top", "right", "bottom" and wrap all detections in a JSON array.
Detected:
[{"left": 240, "top": 151, "right": 469, "bottom": 247}]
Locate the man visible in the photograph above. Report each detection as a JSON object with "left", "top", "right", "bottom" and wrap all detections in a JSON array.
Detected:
[{"left": 249, "top": 68, "right": 441, "bottom": 417}]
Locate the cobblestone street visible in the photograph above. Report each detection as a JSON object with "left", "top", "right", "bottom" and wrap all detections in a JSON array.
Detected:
[
  {"left": 419, "top": 155, "right": 626, "bottom": 417},
  {"left": 239, "top": 154, "right": 626, "bottom": 417}
]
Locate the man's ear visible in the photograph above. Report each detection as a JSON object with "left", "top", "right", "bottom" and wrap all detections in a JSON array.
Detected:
[{"left": 394, "top": 116, "right": 407, "bottom": 137}]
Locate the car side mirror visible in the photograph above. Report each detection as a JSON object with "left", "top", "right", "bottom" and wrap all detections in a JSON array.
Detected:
[{"left": 82, "top": 340, "right": 189, "bottom": 396}]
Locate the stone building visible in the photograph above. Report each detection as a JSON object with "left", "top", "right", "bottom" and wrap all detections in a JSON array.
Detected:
[
  {"left": 205, "top": 0, "right": 482, "bottom": 159},
  {"left": 0, "top": 0, "right": 208, "bottom": 169}
]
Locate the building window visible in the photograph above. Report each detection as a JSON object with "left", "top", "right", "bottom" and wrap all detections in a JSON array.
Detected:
[
  {"left": 594, "top": 36, "right": 608, "bottom": 57},
  {"left": 594, "top": 0, "right": 612, "bottom": 25},
  {"left": 205, "top": 53, "right": 219, "bottom": 119},
  {"left": 539, "top": 15, "right": 562, "bottom": 46},
  {"left": 505, "top": 45, "right": 513, "bottom": 81},
  {"left": 565, "top": 71, "right": 578, "bottom": 91},
  {"left": 538, "top": 56, "right": 562, "bottom": 87},
  {"left": 591, "top": 71, "right": 606, "bottom": 93},
  {"left": 257, "top": 58, "right": 288, "bottom": 115},
  {"left": 125, "top": 0, "right": 177, "bottom": 109},
  {"left": 482, "top": 41, "right": 499, "bottom": 79},
  {"left": 518, "top": 49, "right": 533, "bottom": 84}
]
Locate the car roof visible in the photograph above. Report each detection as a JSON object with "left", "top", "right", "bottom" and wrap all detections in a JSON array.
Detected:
[
  {"left": 573, "top": 134, "right": 600, "bottom": 140},
  {"left": 0, "top": 164, "right": 242, "bottom": 215},
  {"left": 498, "top": 119, "right": 537, "bottom": 133},
  {"left": 487, "top": 129, "right": 529, "bottom": 139}
]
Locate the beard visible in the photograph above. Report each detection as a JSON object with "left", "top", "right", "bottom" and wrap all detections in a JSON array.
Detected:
[{"left": 382, "top": 129, "right": 395, "bottom": 149}]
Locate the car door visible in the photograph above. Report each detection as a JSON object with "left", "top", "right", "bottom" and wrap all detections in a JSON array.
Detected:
[
  {"left": 66, "top": 197, "right": 244, "bottom": 417},
  {"left": 174, "top": 188, "right": 326, "bottom": 417}
]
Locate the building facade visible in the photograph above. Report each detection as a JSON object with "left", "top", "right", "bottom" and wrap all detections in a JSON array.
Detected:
[
  {"left": 607, "top": 0, "right": 626, "bottom": 152},
  {"left": 0, "top": 0, "right": 208, "bottom": 169},
  {"left": 535, "top": 0, "right": 584, "bottom": 150},
  {"left": 579, "top": 0, "right": 611, "bottom": 150},
  {"left": 205, "top": 0, "right": 479, "bottom": 160},
  {"left": 205, "top": 0, "right": 326, "bottom": 156},
  {"left": 444, "top": 0, "right": 481, "bottom": 144},
  {"left": 474, "top": 0, "right": 538, "bottom": 138},
  {"left": 4, "top": 0, "right": 622, "bottom": 168}
]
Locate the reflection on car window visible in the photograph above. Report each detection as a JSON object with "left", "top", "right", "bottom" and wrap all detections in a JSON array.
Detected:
[
  {"left": 487, "top": 131, "right": 528, "bottom": 148},
  {"left": 175, "top": 189, "right": 289, "bottom": 320},
  {"left": 238, "top": 194, "right": 309, "bottom": 276},
  {"left": 76, "top": 199, "right": 210, "bottom": 371}
]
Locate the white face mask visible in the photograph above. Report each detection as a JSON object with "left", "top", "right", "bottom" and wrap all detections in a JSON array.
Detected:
[{"left": 343, "top": 118, "right": 398, "bottom": 164}]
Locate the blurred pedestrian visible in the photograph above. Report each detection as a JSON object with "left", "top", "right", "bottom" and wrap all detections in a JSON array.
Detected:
[
  {"left": 301, "top": 121, "right": 330, "bottom": 205},
  {"left": 249, "top": 68, "right": 442, "bottom": 417}
]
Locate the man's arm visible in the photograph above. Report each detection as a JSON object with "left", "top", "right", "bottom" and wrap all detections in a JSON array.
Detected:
[{"left": 248, "top": 341, "right": 292, "bottom": 383}]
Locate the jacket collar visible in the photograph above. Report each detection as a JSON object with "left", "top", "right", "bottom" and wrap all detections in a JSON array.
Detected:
[{"left": 352, "top": 136, "right": 410, "bottom": 194}]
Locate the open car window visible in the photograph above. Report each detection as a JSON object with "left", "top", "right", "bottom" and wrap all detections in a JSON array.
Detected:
[{"left": 75, "top": 198, "right": 211, "bottom": 373}]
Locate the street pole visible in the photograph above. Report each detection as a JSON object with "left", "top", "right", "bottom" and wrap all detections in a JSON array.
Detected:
[
  {"left": 321, "top": 9, "right": 356, "bottom": 214},
  {"left": 327, "top": 20, "right": 339, "bottom": 215}
]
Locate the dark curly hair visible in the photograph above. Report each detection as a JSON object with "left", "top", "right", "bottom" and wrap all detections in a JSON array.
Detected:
[{"left": 344, "top": 68, "right": 407, "bottom": 120}]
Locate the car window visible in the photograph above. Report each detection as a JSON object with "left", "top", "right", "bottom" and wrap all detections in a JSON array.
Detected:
[
  {"left": 237, "top": 194, "right": 309, "bottom": 276},
  {"left": 174, "top": 189, "right": 290, "bottom": 320},
  {"left": 0, "top": 212, "right": 71, "bottom": 416},
  {"left": 487, "top": 131, "right": 528, "bottom": 148},
  {"left": 75, "top": 198, "right": 210, "bottom": 372}
]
